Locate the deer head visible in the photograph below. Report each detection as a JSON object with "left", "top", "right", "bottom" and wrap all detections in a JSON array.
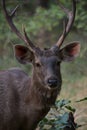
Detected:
[{"left": 2, "top": 0, "right": 80, "bottom": 91}]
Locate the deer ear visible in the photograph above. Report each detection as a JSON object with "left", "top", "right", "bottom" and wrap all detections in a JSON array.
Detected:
[
  {"left": 60, "top": 42, "right": 80, "bottom": 61},
  {"left": 14, "top": 45, "right": 34, "bottom": 64}
]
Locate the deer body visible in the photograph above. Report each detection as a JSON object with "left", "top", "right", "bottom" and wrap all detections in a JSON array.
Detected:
[
  {"left": 0, "top": 68, "right": 50, "bottom": 130},
  {"left": 0, "top": 52, "right": 62, "bottom": 130},
  {"left": 1, "top": 0, "right": 80, "bottom": 130}
]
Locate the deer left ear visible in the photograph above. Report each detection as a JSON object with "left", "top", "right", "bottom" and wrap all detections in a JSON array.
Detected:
[
  {"left": 14, "top": 45, "right": 34, "bottom": 64},
  {"left": 59, "top": 42, "right": 80, "bottom": 61}
]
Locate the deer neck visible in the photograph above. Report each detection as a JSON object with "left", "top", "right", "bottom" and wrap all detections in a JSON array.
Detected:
[{"left": 26, "top": 71, "right": 59, "bottom": 110}]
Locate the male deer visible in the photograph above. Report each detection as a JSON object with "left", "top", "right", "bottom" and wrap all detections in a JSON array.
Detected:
[{"left": 1, "top": 0, "right": 80, "bottom": 130}]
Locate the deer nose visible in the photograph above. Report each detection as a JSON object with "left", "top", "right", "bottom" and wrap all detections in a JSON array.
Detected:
[{"left": 47, "top": 78, "right": 58, "bottom": 88}]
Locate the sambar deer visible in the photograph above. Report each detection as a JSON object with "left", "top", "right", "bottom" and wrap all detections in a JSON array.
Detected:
[{"left": 1, "top": 0, "right": 80, "bottom": 130}]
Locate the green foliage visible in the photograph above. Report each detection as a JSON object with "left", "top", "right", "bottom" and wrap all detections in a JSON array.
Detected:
[
  {"left": 33, "top": 5, "right": 63, "bottom": 31},
  {"left": 75, "top": 0, "right": 87, "bottom": 34},
  {"left": 22, "top": 0, "right": 87, "bottom": 35},
  {"left": 1, "top": 0, "right": 87, "bottom": 41},
  {"left": 39, "top": 98, "right": 87, "bottom": 130},
  {"left": 39, "top": 113, "right": 71, "bottom": 130},
  {"left": 39, "top": 99, "right": 75, "bottom": 130}
]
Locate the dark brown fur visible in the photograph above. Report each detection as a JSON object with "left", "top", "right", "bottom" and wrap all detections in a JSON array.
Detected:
[{"left": 0, "top": 64, "right": 60, "bottom": 130}]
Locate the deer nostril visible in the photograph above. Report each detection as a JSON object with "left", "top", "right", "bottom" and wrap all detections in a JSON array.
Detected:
[{"left": 47, "top": 78, "right": 58, "bottom": 88}]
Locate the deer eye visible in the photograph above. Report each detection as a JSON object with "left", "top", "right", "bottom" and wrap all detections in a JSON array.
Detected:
[{"left": 35, "top": 63, "right": 41, "bottom": 67}]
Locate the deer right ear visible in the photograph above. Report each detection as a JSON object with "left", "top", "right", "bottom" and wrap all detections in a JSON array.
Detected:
[
  {"left": 59, "top": 42, "right": 80, "bottom": 62},
  {"left": 14, "top": 45, "right": 34, "bottom": 64}
]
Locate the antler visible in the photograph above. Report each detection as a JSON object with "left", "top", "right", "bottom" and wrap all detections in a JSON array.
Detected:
[
  {"left": 2, "top": 0, "right": 36, "bottom": 52},
  {"left": 56, "top": 0, "right": 76, "bottom": 48}
]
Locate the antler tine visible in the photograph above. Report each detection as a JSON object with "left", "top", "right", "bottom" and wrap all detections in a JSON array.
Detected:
[
  {"left": 10, "top": 5, "right": 19, "bottom": 18},
  {"left": 56, "top": 20, "right": 66, "bottom": 48},
  {"left": 2, "top": 0, "right": 35, "bottom": 52},
  {"left": 56, "top": 0, "right": 76, "bottom": 48},
  {"left": 66, "top": 0, "right": 76, "bottom": 34},
  {"left": 23, "top": 28, "right": 36, "bottom": 52}
]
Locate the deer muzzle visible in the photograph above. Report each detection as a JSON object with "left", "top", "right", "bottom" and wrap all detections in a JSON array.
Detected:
[{"left": 47, "top": 77, "right": 58, "bottom": 88}]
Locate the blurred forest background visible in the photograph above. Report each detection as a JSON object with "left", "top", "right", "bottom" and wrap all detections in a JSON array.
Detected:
[{"left": 0, "top": 0, "right": 87, "bottom": 129}]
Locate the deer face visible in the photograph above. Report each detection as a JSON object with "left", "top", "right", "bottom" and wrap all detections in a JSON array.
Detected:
[
  {"left": 33, "top": 52, "right": 62, "bottom": 89},
  {"left": 14, "top": 42, "right": 80, "bottom": 89}
]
